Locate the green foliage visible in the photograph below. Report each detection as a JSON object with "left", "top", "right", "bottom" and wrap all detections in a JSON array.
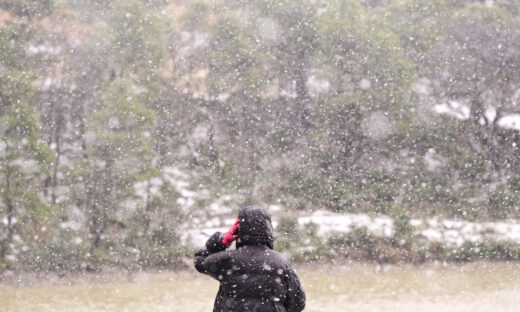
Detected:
[
  {"left": 0, "top": 103, "right": 55, "bottom": 176},
  {"left": 322, "top": 227, "right": 380, "bottom": 261},
  {"left": 0, "top": 25, "right": 31, "bottom": 68},
  {"left": 0, "top": 25, "right": 35, "bottom": 109},
  {"left": 92, "top": 79, "right": 156, "bottom": 158},
  {"left": 0, "top": 69, "right": 35, "bottom": 110},
  {"left": 0, "top": 103, "right": 56, "bottom": 266},
  {"left": 277, "top": 215, "right": 299, "bottom": 238},
  {"left": 0, "top": 0, "right": 54, "bottom": 18},
  {"left": 85, "top": 78, "right": 157, "bottom": 253},
  {"left": 488, "top": 182, "right": 520, "bottom": 220},
  {"left": 31, "top": 231, "right": 90, "bottom": 272},
  {"left": 206, "top": 15, "right": 265, "bottom": 96},
  {"left": 318, "top": 0, "right": 415, "bottom": 107},
  {"left": 255, "top": 0, "right": 319, "bottom": 61},
  {"left": 302, "top": 0, "right": 418, "bottom": 212},
  {"left": 110, "top": 0, "right": 167, "bottom": 77},
  {"left": 274, "top": 215, "right": 304, "bottom": 258},
  {"left": 281, "top": 225, "right": 520, "bottom": 264},
  {"left": 381, "top": 0, "right": 451, "bottom": 62},
  {"left": 390, "top": 205, "right": 412, "bottom": 246},
  {"left": 453, "top": 2, "right": 510, "bottom": 28},
  {"left": 447, "top": 240, "right": 520, "bottom": 262},
  {"left": 91, "top": 78, "right": 156, "bottom": 169},
  {"left": 181, "top": 0, "right": 211, "bottom": 31}
]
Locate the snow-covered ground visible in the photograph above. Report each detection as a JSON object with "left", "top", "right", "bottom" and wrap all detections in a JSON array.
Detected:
[
  {"left": 182, "top": 210, "right": 520, "bottom": 248},
  {"left": 4, "top": 263, "right": 520, "bottom": 312}
]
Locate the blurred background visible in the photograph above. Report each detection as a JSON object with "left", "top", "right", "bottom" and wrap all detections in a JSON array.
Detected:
[{"left": 1, "top": 0, "right": 520, "bottom": 279}]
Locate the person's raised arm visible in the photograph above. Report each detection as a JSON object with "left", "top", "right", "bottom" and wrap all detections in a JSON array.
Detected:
[{"left": 193, "top": 218, "right": 240, "bottom": 279}]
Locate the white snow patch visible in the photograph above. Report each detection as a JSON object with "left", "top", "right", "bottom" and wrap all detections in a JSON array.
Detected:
[
  {"left": 13, "top": 234, "right": 22, "bottom": 243},
  {"left": 361, "top": 111, "right": 394, "bottom": 140},
  {"left": 423, "top": 148, "right": 445, "bottom": 172},
  {"left": 434, "top": 101, "right": 470, "bottom": 120},
  {"left": 178, "top": 31, "right": 208, "bottom": 57},
  {"left": 60, "top": 221, "right": 83, "bottom": 231},
  {"left": 163, "top": 166, "right": 197, "bottom": 211},
  {"left": 26, "top": 43, "right": 61, "bottom": 56},
  {"left": 107, "top": 116, "right": 120, "bottom": 129},
  {"left": 181, "top": 226, "right": 228, "bottom": 247},
  {"left": 359, "top": 78, "right": 371, "bottom": 90},
  {"left": 134, "top": 177, "right": 164, "bottom": 202},
  {"left": 484, "top": 106, "right": 497, "bottom": 124},
  {"left": 183, "top": 209, "right": 520, "bottom": 248},
  {"left": 268, "top": 204, "right": 282, "bottom": 212},
  {"left": 298, "top": 210, "right": 394, "bottom": 238},
  {"left": 204, "top": 217, "right": 221, "bottom": 228},
  {"left": 8, "top": 158, "right": 39, "bottom": 175},
  {"left": 411, "top": 78, "right": 431, "bottom": 95},
  {"left": 307, "top": 75, "right": 330, "bottom": 96},
  {"left": 410, "top": 219, "right": 423, "bottom": 227},
  {"left": 217, "top": 93, "right": 230, "bottom": 103},
  {"left": 416, "top": 218, "right": 520, "bottom": 247},
  {"left": 257, "top": 17, "right": 282, "bottom": 43},
  {"left": 497, "top": 114, "right": 520, "bottom": 131}
]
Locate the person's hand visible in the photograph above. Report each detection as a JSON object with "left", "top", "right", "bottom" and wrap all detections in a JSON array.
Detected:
[{"left": 222, "top": 218, "right": 240, "bottom": 246}]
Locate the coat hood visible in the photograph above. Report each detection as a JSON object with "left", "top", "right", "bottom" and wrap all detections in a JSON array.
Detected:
[{"left": 236, "top": 205, "right": 274, "bottom": 249}]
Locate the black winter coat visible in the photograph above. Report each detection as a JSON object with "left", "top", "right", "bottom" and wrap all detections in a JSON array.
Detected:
[{"left": 194, "top": 206, "right": 306, "bottom": 312}]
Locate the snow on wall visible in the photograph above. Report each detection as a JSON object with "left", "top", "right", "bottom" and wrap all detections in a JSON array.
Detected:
[
  {"left": 183, "top": 210, "right": 520, "bottom": 248},
  {"left": 497, "top": 113, "right": 520, "bottom": 131}
]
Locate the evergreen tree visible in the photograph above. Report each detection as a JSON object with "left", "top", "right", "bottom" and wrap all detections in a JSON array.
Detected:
[
  {"left": 1, "top": 22, "right": 55, "bottom": 270},
  {"left": 85, "top": 78, "right": 156, "bottom": 258}
]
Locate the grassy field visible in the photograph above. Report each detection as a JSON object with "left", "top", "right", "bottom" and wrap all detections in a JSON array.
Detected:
[{"left": 2, "top": 262, "right": 519, "bottom": 312}]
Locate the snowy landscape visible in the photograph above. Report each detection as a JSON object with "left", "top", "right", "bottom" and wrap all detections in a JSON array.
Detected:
[
  {"left": 183, "top": 210, "right": 520, "bottom": 249},
  {"left": 1, "top": 0, "right": 520, "bottom": 310}
]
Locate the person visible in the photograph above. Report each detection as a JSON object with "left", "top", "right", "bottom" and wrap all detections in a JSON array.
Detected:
[{"left": 194, "top": 205, "right": 306, "bottom": 312}]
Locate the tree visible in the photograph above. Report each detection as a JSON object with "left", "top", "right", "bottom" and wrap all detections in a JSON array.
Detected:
[
  {"left": 109, "top": 0, "right": 167, "bottom": 79},
  {"left": 201, "top": 13, "right": 268, "bottom": 194},
  {"left": 85, "top": 78, "right": 157, "bottom": 256},
  {"left": 0, "top": 23, "right": 56, "bottom": 270},
  {"left": 254, "top": 0, "right": 319, "bottom": 133},
  {"left": 0, "top": 103, "right": 55, "bottom": 269},
  {"left": 303, "top": 0, "right": 415, "bottom": 212},
  {"left": 0, "top": 0, "right": 53, "bottom": 19},
  {"left": 380, "top": 0, "right": 451, "bottom": 64},
  {"left": 429, "top": 4, "right": 520, "bottom": 218},
  {"left": 0, "top": 25, "right": 34, "bottom": 113}
]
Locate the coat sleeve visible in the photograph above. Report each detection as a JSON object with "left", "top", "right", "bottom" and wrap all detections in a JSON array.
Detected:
[
  {"left": 284, "top": 264, "right": 306, "bottom": 312},
  {"left": 194, "top": 232, "right": 232, "bottom": 280}
]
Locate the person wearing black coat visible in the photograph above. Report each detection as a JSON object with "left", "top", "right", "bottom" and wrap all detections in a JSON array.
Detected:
[{"left": 194, "top": 205, "right": 306, "bottom": 312}]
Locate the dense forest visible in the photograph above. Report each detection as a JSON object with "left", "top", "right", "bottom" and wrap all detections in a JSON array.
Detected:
[{"left": 1, "top": 0, "right": 520, "bottom": 271}]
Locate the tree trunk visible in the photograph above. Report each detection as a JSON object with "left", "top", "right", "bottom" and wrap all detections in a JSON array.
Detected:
[
  {"left": 51, "top": 113, "right": 63, "bottom": 205},
  {"left": 91, "top": 151, "right": 113, "bottom": 251},
  {"left": 294, "top": 53, "right": 311, "bottom": 133},
  {"left": 208, "top": 124, "right": 221, "bottom": 174},
  {"left": 143, "top": 179, "right": 152, "bottom": 235},
  {"left": 468, "top": 97, "right": 502, "bottom": 171},
  {"left": 1, "top": 171, "right": 14, "bottom": 266}
]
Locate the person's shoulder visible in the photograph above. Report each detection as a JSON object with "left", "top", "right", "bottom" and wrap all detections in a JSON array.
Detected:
[{"left": 265, "top": 249, "right": 292, "bottom": 265}]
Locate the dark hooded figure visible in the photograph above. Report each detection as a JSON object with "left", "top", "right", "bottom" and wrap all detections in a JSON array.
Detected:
[{"left": 194, "top": 205, "right": 306, "bottom": 312}]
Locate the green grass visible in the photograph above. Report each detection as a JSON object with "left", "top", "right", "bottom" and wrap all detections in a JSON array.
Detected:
[{"left": 1, "top": 262, "right": 519, "bottom": 311}]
